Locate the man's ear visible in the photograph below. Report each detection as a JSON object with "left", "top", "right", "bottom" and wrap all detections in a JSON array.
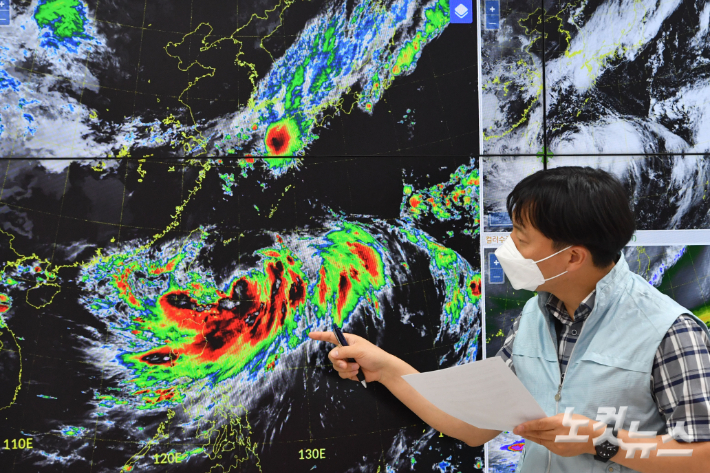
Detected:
[{"left": 566, "top": 246, "right": 588, "bottom": 272}]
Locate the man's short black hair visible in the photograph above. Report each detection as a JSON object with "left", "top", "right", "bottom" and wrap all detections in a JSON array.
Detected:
[{"left": 506, "top": 166, "right": 635, "bottom": 268}]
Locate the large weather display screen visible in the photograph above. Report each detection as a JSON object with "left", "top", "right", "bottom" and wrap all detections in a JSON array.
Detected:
[
  {"left": 0, "top": 0, "right": 477, "bottom": 157},
  {"left": 0, "top": 157, "right": 485, "bottom": 472},
  {"left": 2, "top": 0, "right": 710, "bottom": 472}
]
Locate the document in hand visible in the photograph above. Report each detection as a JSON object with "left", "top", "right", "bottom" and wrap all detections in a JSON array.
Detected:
[{"left": 402, "top": 357, "right": 547, "bottom": 431}]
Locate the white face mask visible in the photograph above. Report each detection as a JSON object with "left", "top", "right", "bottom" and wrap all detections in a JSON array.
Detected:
[{"left": 494, "top": 236, "right": 572, "bottom": 291}]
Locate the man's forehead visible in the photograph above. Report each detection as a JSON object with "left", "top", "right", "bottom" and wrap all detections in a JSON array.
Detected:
[
  {"left": 511, "top": 213, "right": 542, "bottom": 239},
  {"left": 511, "top": 213, "right": 530, "bottom": 232}
]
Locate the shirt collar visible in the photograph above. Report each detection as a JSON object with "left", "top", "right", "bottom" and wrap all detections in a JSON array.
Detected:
[{"left": 545, "top": 290, "right": 596, "bottom": 325}]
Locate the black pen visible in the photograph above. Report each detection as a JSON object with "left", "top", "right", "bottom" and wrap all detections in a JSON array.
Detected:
[{"left": 332, "top": 323, "right": 367, "bottom": 388}]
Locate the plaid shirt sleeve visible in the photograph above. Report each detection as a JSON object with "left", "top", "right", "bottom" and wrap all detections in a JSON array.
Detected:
[
  {"left": 652, "top": 314, "right": 710, "bottom": 442},
  {"left": 495, "top": 313, "right": 522, "bottom": 375}
]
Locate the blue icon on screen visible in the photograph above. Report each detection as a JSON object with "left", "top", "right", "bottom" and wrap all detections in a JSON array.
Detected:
[
  {"left": 488, "top": 212, "right": 513, "bottom": 227},
  {"left": 450, "top": 0, "right": 472, "bottom": 24},
  {"left": 484, "top": 0, "right": 499, "bottom": 15},
  {"left": 489, "top": 253, "right": 505, "bottom": 284},
  {"left": 0, "top": 0, "right": 10, "bottom": 26},
  {"left": 485, "top": 0, "right": 500, "bottom": 30}
]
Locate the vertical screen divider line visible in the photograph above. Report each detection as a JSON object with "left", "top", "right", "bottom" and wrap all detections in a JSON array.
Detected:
[
  {"left": 541, "top": 0, "right": 548, "bottom": 169},
  {"left": 477, "top": 0, "right": 484, "bottom": 155},
  {"left": 479, "top": 156, "right": 490, "bottom": 473}
]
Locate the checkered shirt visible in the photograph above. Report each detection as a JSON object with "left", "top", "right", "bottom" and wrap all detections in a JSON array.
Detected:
[{"left": 496, "top": 291, "right": 710, "bottom": 442}]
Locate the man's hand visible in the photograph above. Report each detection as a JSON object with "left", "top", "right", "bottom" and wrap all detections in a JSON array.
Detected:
[
  {"left": 308, "top": 331, "right": 395, "bottom": 384},
  {"left": 309, "top": 330, "right": 503, "bottom": 447},
  {"left": 513, "top": 413, "right": 597, "bottom": 457}
]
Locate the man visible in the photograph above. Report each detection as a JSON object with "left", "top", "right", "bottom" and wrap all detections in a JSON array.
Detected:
[{"left": 309, "top": 167, "right": 710, "bottom": 472}]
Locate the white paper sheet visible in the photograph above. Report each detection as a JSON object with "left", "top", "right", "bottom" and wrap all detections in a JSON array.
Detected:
[{"left": 402, "top": 357, "right": 547, "bottom": 431}]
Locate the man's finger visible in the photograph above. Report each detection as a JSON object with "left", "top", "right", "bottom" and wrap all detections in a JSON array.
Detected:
[
  {"left": 515, "top": 417, "right": 554, "bottom": 435},
  {"left": 309, "top": 331, "right": 338, "bottom": 345},
  {"left": 520, "top": 435, "right": 544, "bottom": 445},
  {"left": 328, "top": 350, "right": 340, "bottom": 365},
  {"left": 329, "top": 346, "right": 362, "bottom": 361},
  {"left": 339, "top": 370, "right": 358, "bottom": 379},
  {"left": 331, "top": 359, "right": 359, "bottom": 370},
  {"left": 522, "top": 431, "right": 557, "bottom": 441}
]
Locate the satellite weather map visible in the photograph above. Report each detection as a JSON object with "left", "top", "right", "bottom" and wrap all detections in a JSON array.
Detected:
[
  {"left": 1, "top": 0, "right": 710, "bottom": 472},
  {"left": 480, "top": 0, "right": 710, "bottom": 155},
  {"left": 0, "top": 0, "right": 478, "bottom": 156},
  {"left": 0, "top": 158, "right": 485, "bottom": 472}
]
